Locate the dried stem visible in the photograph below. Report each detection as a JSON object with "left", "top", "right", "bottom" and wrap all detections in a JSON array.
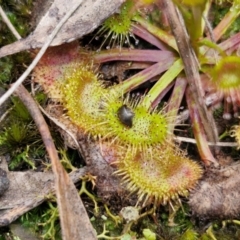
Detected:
[
  {"left": 186, "top": 87, "right": 218, "bottom": 166},
  {"left": 14, "top": 85, "right": 97, "bottom": 240},
  {"left": 159, "top": 0, "right": 219, "bottom": 149},
  {"left": 167, "top": 76, "right": 187, "bottom": 134}
]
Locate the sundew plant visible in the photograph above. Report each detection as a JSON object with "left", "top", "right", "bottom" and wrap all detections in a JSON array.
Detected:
[
  {"left": 1, "top": 0, "right": 240, "bottom": 239},
  {"left": 33, "top": 0, "right": 240, "bottom": 210}
]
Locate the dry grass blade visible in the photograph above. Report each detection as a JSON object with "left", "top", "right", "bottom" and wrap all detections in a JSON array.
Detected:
[
  {"left": 0, "top": 6, "right": 21, "bottom": 40},
  {"left": 159, "top": 0, "right": 219, "bottom": 146},
  {"left": 14, "top": 85, "right": 97, "bottom": 240}
]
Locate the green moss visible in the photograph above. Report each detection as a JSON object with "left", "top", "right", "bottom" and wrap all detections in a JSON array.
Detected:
[
  {"left": 179, "top": 229, "right": 198, "bottom": 240},
  {"left": 0, "top": 95, "right": 47, "bottom": 170},
  {"left": 0, "top": 0, "right": 33, "bottom": 44},
  {"left": 0, "top": 57, "right": 14, "bottom": 85},
  {"left": 20, "top": 202, "right": 61, "bottom": 240},
  {"left": 6, "top": 0, "right": 33, "bottom": 18},
  {"left": 211, "top": 2, "right": 240, "bottom": 40}
]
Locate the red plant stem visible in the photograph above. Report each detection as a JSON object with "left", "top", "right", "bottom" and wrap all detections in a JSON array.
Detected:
[
  {"left": 219, "top": 32, "right": 240, "bottom": 51},
  {"left": 201, "top": 26, "right": 240, "bottom": 59},
  {"left": 133, "top": 15, "right": 178, "bottom": 51},
  {"left": 129, "top": 62, "right": 153, "bottom": 69},
  {"left": 213, "top": 2, "right": 240, "bottom": 42},
  {"left": 227, "top": 43, "right": 240, "bottom": 55},
  {"left": 94, "top": 49, "right": 175, "bottom": 63},
  {"left": 131, "top": 23, "right": 169, "bottom": 50},
  {"left": 111, "top": 58, "right": 175, "bottom": 93},
  {"left": 186, "top": 88, "right": 218, "bottom": 166},
  {"left": 167, "top": 76, "right": 187, "bottom": 134}
]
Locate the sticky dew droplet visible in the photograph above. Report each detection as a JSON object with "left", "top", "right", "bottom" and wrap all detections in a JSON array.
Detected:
[{"left": 135, "top": 39, "right": 139, "bottom": 45}]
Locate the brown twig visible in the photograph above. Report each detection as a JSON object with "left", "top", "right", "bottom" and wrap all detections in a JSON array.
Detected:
[
  {"left": 14, "top": 85, "right": 97, "bottom": 240},
  {"left": 158, "top": 0, "right": 219, "bottom": 151},
  {"left": 186, "top": 88, "right": 218, "bottom": 166}
]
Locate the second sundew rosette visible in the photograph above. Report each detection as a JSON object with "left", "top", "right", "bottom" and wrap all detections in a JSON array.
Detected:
[
  {"left": 208, "top": 56, "right": 240, "bottom": 105},
  {"left": 114, "top": 144, "right": 203, "bottom": 206},
  {"left": 202, "top": 55, "right": 240, "bottom": 119}
]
